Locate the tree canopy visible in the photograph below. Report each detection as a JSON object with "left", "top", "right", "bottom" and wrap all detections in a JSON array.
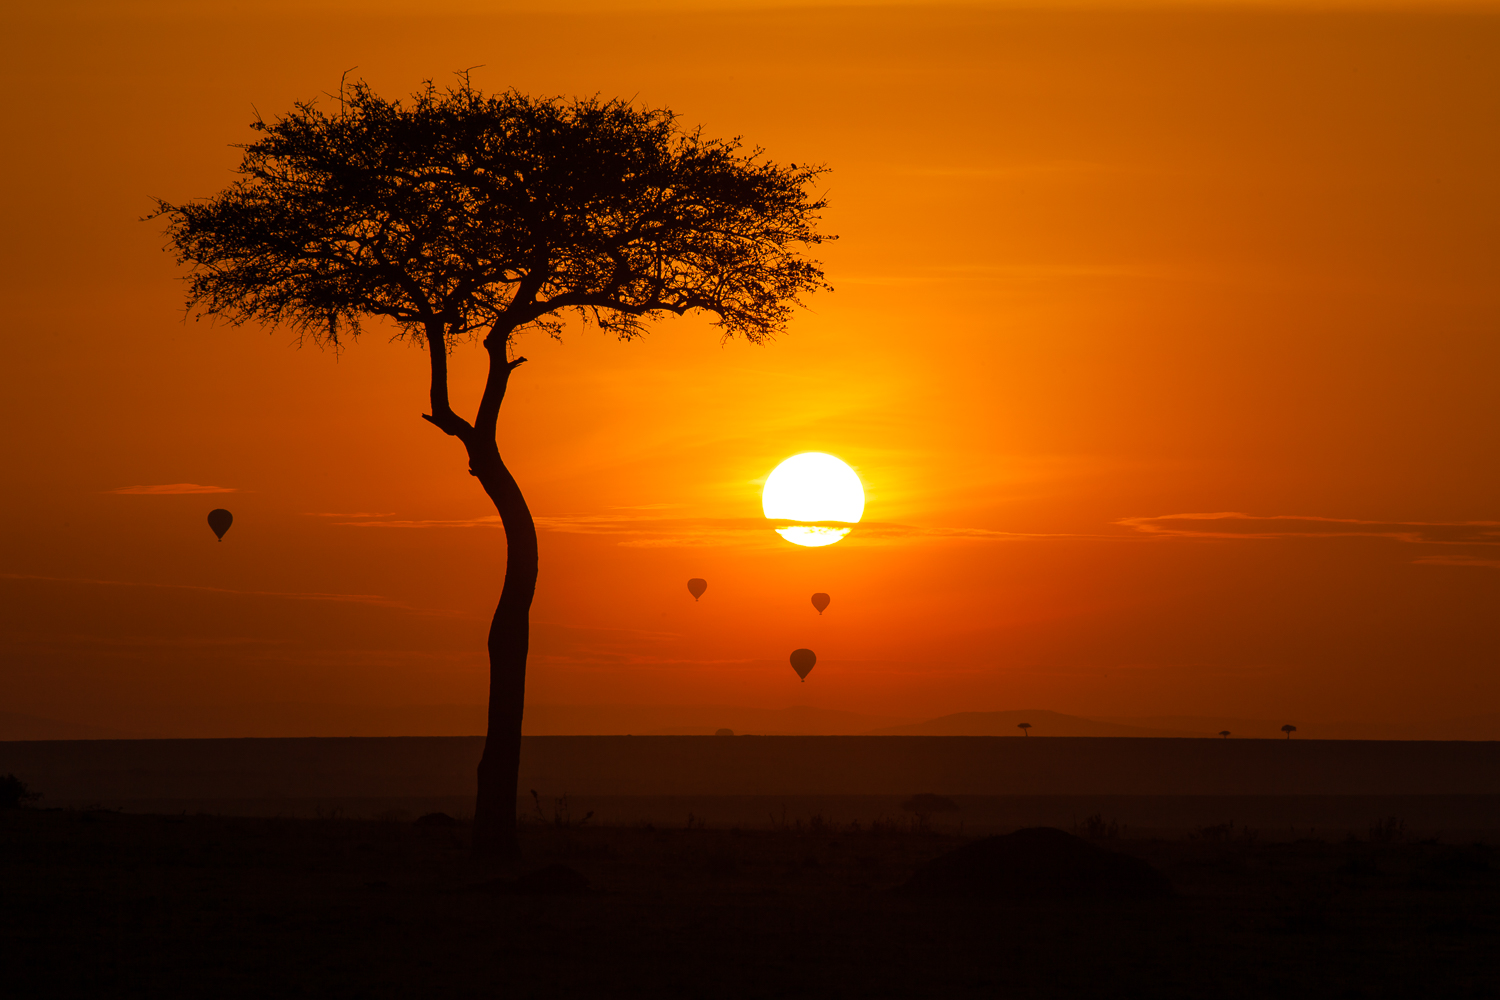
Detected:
[
  {"left": 152, "top": 78, "right": 833, "bottom": 857},
  {"left": 154, "top": 77, "right": 833, "bottom": 349}
]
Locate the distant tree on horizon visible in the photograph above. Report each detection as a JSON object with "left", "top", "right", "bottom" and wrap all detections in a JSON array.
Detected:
[
  {"left": 1017, "top": 722, "right": 1032, "bottom": 737},
  {"left": 1282, "top": 724, "right": 1297, "bottom": 739},
  {"left": 900, "top": 793, "right": 960, "bottom": 831},
  {"left": 0, "top": 773, "right": 40, "bottom": 809},
  {"left": 1219, "top": 730, "right": 1231, "bottom": 739},
  {"left": 152, "top": 76, "right": 831, "bottom": 859}
]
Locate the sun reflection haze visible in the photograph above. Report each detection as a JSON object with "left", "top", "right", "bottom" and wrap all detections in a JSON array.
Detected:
[{"left": 762, "top": 453, "right": 865, "bottom": 547}]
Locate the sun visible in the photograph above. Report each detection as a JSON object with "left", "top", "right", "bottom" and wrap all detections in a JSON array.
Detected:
[{"left": 761, "top": 453, "right": 865, "bottom": 547}]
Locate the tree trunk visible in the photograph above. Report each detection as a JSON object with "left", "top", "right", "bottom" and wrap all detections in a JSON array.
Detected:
[
  {"left": 469, "top": 451, "right": 538, "bottom": 859},
  {"left": 420, "top": 328, "right": 535, "bottom": 860}
]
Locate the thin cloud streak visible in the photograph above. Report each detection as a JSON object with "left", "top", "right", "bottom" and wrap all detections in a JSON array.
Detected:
[
  {"left": 105, "top": 483, "right": 238, "bottom": 494},
  {"left": 332, "top": 508, "right": 1500, "bottom": 554},
  {"left": 336, "top": 516, "right": 503, "bottom": 528},
  {"left": 543, "top": 513, "right": 1104, "bottom": 547},
  {"left": 0, "top": 572, "right": 466, "bottom": 615},
  {"left": 330, "top": 509, "right": 1105, "bottom": 547},
  {"left": 1118, "top": 512, "right": 1500, "bottom": 546},
  {"left": 1412, "top": 555, "right": 1500, "bottom": 569},
  {"left": 302, "top": 512, "right": 396, "bottom": 518}
]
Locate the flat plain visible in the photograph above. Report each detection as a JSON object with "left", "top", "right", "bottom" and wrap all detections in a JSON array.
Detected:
[{"left": 4, "top": 804, "right": 1498, "bottom": 999}]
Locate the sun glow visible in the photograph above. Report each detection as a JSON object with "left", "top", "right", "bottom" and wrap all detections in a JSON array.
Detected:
[{"left": 761, "top": 453, "right": 865, "bottom": 547}]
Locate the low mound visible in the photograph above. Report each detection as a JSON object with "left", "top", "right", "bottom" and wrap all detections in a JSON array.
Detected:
[{"left": 901, "top": 827, "right": 1172, "bottom": 899}]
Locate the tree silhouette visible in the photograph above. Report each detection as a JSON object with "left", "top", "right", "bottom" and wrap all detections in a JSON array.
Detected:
[
  {"left": 1281, "top": 724, "right": 1297, "bottom": 739},
  {"left": 1219, "top": 730, "right": 1231, "bottom": 739},
  {"left": 0, "top": 773, "right": 40, "bottom": 809},
  {"left": 1017, "top": 722, "right": 1032, "bottom": 736},
  {"left": 153, "top": 77, "right": 831, "bottom": 858},
  {"left": 900, "top": 793, "right": 960, "bottom": 831}
]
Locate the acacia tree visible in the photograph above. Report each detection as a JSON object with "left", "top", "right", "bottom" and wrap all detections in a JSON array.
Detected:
[{"left": 154, "top": 78, "right": 831, "bottom": 858}]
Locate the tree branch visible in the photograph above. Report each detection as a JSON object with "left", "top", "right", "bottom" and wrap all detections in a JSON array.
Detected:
[
  {"left": 421, "top": 325, "right": 474, "bottom": 441},
  {"left": 474, "top": 329, "right": 527, "bottom": 441}
]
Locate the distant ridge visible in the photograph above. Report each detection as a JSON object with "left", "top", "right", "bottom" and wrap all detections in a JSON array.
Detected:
[
  {"left": 868, "top": 710, "right": 1203, "bottom": 738},
  {"left": 872, "top": 711, "right": 1500, "bottom": 741},
  {"left": 0, "top": 713, "right": 143, "bottom": 741},
  {"left": 1094, "top": 714, "right": 1500, "bottom": 742},
  {"left": 9, "top": 706, "right": 1494, "bottom": 741},
  {"left": 524, "top": 703, "right": 914, "bottom": 736}
]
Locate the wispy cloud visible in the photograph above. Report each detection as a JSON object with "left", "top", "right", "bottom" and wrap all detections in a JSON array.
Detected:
[
  {"left": 105, "top": 483, "right": 238, "bottom": 495},
  {"left": 1412, "top": 554, "right": 1500, "bottom": 569},
  {"left": 302, "top": 512, "right": 396, "bottom": 518},
  {"left": 888, "top": 160, "right": 1112, "bottom": 180},
  {"left": 608, "top": 503, "right": 686, "bottom": 511},
  {"left": 321, "top": 509, "right": 1103, "bottom": 547},
  {"left": 538, "top": 512, "right": 1096, "bottom": 548},
  {"left": 1118, "top": 512, "right": 1500, "bottom": 546},
  {"left": 837, "top": 263, "right": 1172, "bottom": 288},
  {"left": 0, "top": 572, "right": 466, "bottom": 615},
  {"left": 335, "top": 515, "right": 503, "bottom": 528},
  {"left": 20, "top": 634, "right": 289, "bottom": 649}
]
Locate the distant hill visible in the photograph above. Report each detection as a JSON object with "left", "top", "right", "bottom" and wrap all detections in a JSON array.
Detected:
[
  {"left": 1085, "top": 715, "right": 1310, "bottom": 740},
  {"left": 876, "top": 712, "right": 1500, "bottom": 740},
  {"left": 0, "top": 713, "right": 143, "bottom": 741},
  {"left": 867, "top": 710, "right": 1203, "bottom": 738},
  {"left": 9, "top": 705, "right": 1493, "bottom": 741},
  {"left": 523, "top": 704, "right": 914, "bottom": 736},
  {"left": 1090, "top": 715, "right": 1500, "bottom": 741}
]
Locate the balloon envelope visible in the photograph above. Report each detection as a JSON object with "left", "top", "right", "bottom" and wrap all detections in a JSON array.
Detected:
[
  {"left": 207, "top": 508, "right": 233, "bottom": 541},
  {"left": 789, "top": 648, "right": 816, "bottom": 681},
  {"left": 811, "top": 593, "right": 830, "bottom": 615},
  {"left": 687, "top": 578, "right": 708, "bottom": 601}
]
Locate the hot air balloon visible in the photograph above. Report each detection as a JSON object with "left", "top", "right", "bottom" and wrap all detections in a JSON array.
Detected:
[
  {"left": 687, "top": 578, "right": 707, "bottom": 601},
  {"left": 207, "top": 508, "right": 233, "bottom": 541},
  {"left": 789, "top": 648, "right": 816, "bottom": 681},
  {"left": 811, "top": 593, "right": 830, "bottom": 615}
]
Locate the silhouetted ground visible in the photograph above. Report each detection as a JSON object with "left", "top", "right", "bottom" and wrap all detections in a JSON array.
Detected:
[
  {"left": 899, "top": 825, "right": 1174, "bottom": 898},
  {"left": 3, "top": 807, "right": 1497, "bottom": 998}
]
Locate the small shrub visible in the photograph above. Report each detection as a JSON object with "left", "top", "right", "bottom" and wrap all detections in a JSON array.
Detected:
[
  {"left": 900, "top": 794, "right": 960, "bottom": 830},
  {"left": 529, "top": 790, "right": 592, "bottom": 828},
  {"left": 0, "top": 774, "right": 39, "bottom": 809},
  {"left": 1191, "top": 822, "right": 1236, "bottom": 843},
  {"left": 1079, "top": 813, "right": 1126, "bottom": 840}
]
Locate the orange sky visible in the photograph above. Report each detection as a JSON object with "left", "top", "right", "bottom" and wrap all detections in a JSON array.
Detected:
[{"left": 4, "top": 1, "right": 1500, "bottom": 737}]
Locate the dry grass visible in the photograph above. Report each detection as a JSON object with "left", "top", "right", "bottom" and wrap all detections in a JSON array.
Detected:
[{"left": 2, "top": 806, "right": 1497, "bottom": 998}]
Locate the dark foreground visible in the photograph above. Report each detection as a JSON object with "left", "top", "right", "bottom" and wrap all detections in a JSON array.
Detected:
[{"left": 4, "top": 808, "right": 1497, "bottom": 999}]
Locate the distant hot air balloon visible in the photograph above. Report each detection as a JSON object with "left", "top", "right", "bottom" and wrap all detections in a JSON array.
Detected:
[
  {"left": 207, "top": 508, "right": 233, "bottom": 541},
  {"left": 687, "top": 578, "right": 708, "bottom": 601},
  {"left": 811, "top": 593, "right": 830, "bottom": 615},
  {"left": 789, "top": 648, "right": 816, "bottom": 681}
]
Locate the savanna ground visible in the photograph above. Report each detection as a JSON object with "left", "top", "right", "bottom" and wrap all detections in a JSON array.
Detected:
[{"left": 3, "top": 804, "right": 1496, "bottom": 999}]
